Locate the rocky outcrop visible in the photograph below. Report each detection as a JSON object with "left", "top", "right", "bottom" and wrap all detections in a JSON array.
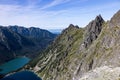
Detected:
[
  {"left": 79, "top": 66, "right": 120, "bottom": 80},
  {"left": 110, "top": 10, "right": 120, "bottom": 27},
  {"left": 83, "top": 15, "right": 104, "bottom": 48}
]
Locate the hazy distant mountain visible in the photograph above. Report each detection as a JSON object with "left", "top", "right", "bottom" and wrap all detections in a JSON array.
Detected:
[
  {"left": 0, "top": 26, "right": 57, "bottom": 64},
  {"left": 48, "top": 29, "right": 62, "bottom": 34},
  {"left": 29, "top": 10, "right": 120, "bottom": 80}
]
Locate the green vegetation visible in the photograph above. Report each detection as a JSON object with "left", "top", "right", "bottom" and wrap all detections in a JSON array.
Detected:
[{"left": 29, "top": 10, "right": 120, "bottom": 80}]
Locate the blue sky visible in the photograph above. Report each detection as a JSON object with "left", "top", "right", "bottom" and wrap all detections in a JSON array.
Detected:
[{"left": 0, "top": 0, "right": 119, "bottom": 29}]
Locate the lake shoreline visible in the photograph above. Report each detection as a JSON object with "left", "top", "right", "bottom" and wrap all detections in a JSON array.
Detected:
[{"left": 0, "top": 56, "right": 30, "bottom": 79}]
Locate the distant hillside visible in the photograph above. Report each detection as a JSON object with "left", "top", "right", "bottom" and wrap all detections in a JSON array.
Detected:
[
  {"left": 29, "top": 10, "right": 120, "bottom": 80},
  {"left": 0, "top": 26, "right": 57, "bottom": 64}
]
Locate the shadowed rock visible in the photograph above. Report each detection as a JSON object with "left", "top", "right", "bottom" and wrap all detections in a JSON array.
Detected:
[{"left": 84, "top": 15, "right": 104, "bottom": 48}]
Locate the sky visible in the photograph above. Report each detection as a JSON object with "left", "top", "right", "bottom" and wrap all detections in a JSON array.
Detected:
[{"left": 0, "top": 0, "right": 119, "bottom": 29}]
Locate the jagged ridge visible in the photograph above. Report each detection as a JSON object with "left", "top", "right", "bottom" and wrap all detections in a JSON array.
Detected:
[{"left": 31, "top": 10, "right": 120, "bottom": 80}]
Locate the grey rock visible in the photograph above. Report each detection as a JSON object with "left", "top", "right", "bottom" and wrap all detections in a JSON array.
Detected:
[
  {"left": 84, "top": 15, "right": 104, "bottom": 48},
  {"left": 110, "top": 10, "right": 120, "bottom": 27}
]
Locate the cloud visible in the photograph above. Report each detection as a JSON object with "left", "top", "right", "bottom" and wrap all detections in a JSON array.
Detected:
[
  {"left": 41, "top": 0, "right": 71, "bottom": 9},
  {"left": 0, "top": 1, "right": 69, "bottom": 28},
  {"left": 26, "top": 0, "right": 42, "bottom": 8},
  {"left": 78, "top": 1, "right": 120, "bottom": 15},
  {"left": 0, "top": 0, "right": 18, "bottom": 5},
  {"left": 0, "top": 0, "right": 119, "bottom": 29}
]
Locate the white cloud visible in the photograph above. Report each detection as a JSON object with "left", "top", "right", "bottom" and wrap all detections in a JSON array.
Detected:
[
  {"left": 41, "top": 0, "right": 71, "bottom": 9},
  {"left": 0, "top": 0, "right": 119, "bottom": 29},
  {"left": 0, "top": 2, "right": 69, "bottom": 28}
]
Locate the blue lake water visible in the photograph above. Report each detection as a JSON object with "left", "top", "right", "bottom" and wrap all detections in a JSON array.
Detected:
[
  {"left": 0, "top": 71, "right": 42, "bottom": 80},
  {"left": 0, "top": 57, "right": 30, "bottom": 74}
]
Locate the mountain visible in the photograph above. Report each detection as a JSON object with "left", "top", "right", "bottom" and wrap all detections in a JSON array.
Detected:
[
  {"left": 0, "top": 26, "right": 57, "bottom": 64},
  {"left": 8, "top": 26, "right": 57, "bottom": 49},
  {"left": 8, "top": 26, "right": 56, "bottom": 40},
  {"left": 28, "top": 10, "right": 120, "bottom": 80}
]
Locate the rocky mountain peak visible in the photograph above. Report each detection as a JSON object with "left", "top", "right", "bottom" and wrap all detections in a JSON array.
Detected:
[
  {"left": 31, "top": 10, "right": 120, "bottom": 80},
  {"left": 68, "top": 24, "right": 79, "bottom": 29},
  {"left": 65, "top": 24, "right": 79, "bottom": 31},
  {"left": 62, "top": 24, "right": 79, "bottom": 34},
  {"left": 110, "top": 10, "right": 120, "bottom": 26},
  {"left": 83, "top": 15, "right": 104, "bottom": 48},
  {"left": 95, "top": 14, "right": 104, "bottom": 22}
]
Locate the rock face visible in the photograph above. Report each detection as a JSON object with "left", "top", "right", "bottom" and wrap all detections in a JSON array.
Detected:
[
  {"left": 84, "top": 15, "right": 104, "bottom": 48},
  {"left": 79, "top": 66, "right": 120, "bottom": 80},
  {"left": 31, "top": 10, "right": 120, "bottom": 80},
  {"left": 0, "top": 26, "right": 57, "bottom": 64},
  {"left": 110, "top": 10, "right": 120, "bottom": 27}
]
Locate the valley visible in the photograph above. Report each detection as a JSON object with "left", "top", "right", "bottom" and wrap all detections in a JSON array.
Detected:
[
  {"left": 0, "top": 1, "right": 119, "bottom": 80},
  {"left": 0, "top": 26, "right": 57, "bottom": 65}
]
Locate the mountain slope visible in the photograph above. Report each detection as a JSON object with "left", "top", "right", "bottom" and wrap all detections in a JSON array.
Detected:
[
  {"left": 32, "top": 10, "right": 120, "bottom": 80},
  {"left": 0, "top": 26, "right": 57, "bottom": 64},
  {"left": 8, "top": 26, "right": 57, "bottom": 50},
  {"left": 79, "top": 66, "right": 120, "bottom": 80},
  {"left": 0, "top": 26, "right": 34, "bottom": 64},
  {"left": 8, "top": 26, "right": 56, "bottom": 40}
]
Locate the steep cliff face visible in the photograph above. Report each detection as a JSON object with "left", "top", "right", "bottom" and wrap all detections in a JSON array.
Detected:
[
  {"left": 32, "top": 10, "right": 120, "bottom": 80},
  {"left": 0, "top": 26, "right": 56, "bottom": 64},
  {"left": 83, "top": 15, "right": 104, "bottom": 48},
  {"left": 73, "top": 10, "right": 120, "bottom": 80}
]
